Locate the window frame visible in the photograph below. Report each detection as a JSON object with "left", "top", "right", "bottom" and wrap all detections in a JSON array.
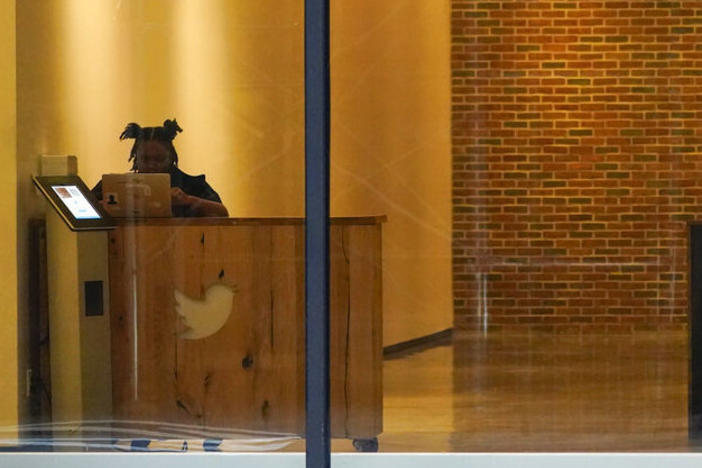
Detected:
[{"left": 5, "top": 0, "right": 702, "bottom": 466}]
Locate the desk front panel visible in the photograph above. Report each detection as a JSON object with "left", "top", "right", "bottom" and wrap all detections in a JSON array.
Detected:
[{"left": 108, "top": 221, "right": 382, "bottom": 439}]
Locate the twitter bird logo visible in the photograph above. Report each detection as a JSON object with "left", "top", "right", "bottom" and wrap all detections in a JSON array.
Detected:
[{"left": 174, "top": 284, "right": 236, "bottom": 340}]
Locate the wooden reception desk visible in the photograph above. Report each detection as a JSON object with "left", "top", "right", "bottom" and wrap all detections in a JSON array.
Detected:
[{"left": 107, "top": 217, "right": 384, "bottom": 443}]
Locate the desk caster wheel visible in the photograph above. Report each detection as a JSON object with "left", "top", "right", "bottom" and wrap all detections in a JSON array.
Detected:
[{"left": 352, "top": 437, "right": 378, "bottom": 452}]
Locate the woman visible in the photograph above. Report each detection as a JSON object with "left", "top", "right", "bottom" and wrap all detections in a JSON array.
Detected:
[{"left": 92, "top": 119, "right": 228, "bottom": 217}]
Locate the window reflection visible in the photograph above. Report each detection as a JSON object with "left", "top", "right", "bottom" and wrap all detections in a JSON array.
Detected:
[{"left": 6, "top": 0, "right": 701, "bottom": 458}]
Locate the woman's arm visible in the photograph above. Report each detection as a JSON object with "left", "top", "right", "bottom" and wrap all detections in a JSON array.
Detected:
[
  {"left": 186, "top": 196, "right": 229, "bottom": 217},
  {"left": 171, "top": 187, "right": 229, "bottom": 217}
]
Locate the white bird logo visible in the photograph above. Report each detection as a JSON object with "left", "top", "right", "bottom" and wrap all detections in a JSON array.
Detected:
[{"left": 174, "top": 284, "right": 236, "bottom": 340}]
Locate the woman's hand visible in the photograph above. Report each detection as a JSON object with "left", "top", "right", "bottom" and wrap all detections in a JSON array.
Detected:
[
  {"left": 171, "top": 187, "right": 228, "bottom": 217},
  {"left": 171, "top": 187, "right": 192, "bottom": 206}
]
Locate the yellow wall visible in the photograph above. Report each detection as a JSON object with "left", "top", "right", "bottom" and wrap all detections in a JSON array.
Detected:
[
  {"left": 167, "top": 0, "right": 452, "bottom": 345},
  {"left": 171, "top": 1, "right": 305, "bottom": 217},
  {"left": 0, "top": 0, "right": 17, "bottom": 432},
  {"left": 14, "top": 6, "right": 451, "bottom": 428},
  {"left": 330, "top": 0, "right": 452, "bottom": 343}
]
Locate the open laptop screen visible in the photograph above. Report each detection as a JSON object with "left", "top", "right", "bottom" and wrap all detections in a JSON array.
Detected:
[{"left": 101, "top": 173, "right": 172, "bottom": 218}]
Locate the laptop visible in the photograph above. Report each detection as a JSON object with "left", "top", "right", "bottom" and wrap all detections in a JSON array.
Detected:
[{"left": 101, "top": 173, "right": 171, "bottom": 218}]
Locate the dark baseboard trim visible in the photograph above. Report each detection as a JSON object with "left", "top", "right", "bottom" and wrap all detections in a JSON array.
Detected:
[
  {"left": 383, "top": 328, "right": 453, "bottom": 360},
  {"left": 0, "top": 442, "right": 55, "bottom": 452}
]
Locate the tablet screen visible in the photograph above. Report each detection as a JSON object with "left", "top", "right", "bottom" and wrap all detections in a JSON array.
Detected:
[
  {"left": 33, "top": 175, "right": 114, "bottom": 231},
  {"left": 51, "top": 185, "right": 101, "bottom": 220}
]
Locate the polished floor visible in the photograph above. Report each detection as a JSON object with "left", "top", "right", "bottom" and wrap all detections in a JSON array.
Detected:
[
  {"left": 8, "top": 330, "right": 688, "bottom": 453},
  {"left": 275, "top": 331, "right": 690, "bottom": 452},
  {"left": 372, "top": 331, "right": 689, "bottom": 452}
]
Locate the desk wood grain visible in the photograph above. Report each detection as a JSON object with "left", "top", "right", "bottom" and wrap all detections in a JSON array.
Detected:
[{"left": 108, "top": 219, "right": 383, "bottom": 439}]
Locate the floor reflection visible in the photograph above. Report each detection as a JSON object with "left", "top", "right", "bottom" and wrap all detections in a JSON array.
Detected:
[
  {"left": 91, "top": 330, "right": 687, "bottom": 452},
  {"left": 376, "top": 331, "right": 688, "bottom": 452}
]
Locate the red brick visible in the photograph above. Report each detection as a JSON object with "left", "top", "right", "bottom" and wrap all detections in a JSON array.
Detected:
[{"left": 452, "top": 1, "right": 694, "bottom": 333}]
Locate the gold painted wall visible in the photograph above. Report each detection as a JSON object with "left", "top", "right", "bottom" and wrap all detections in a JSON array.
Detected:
[
  {"left": 330, "top": 0, "right": 452, "bottom": 343},
  {"left": 14, "top": 5, "right": 451, "bottom": 429},
  {"left": 0, "top": 0, "right": 17, "bottom": 432},
  {"left": 170, "top": 0, "right": 453, "bottom": 343},
  {"left": 170, "top": 1, "right": 305, "bottom": 217}
]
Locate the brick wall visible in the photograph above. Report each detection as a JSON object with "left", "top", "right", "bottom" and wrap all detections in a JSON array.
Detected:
[{"left": 451, "top": 0, "right": 702, "bottom": 333}]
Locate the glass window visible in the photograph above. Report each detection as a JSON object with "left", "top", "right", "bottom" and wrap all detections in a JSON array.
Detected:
[
  {"left": 6, "top": 0, "right": 702, "bottom": 466},
  {"left": 333, "top": 0, "right": 697, "bottom": 460},
  {"left": 7, "top": 0, "right": 307, "bottom": 458}
]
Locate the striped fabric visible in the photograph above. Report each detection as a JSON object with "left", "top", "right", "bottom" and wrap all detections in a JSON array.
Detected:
[{"left": 112, "top": 438, "right": 223, "bottom": 452}]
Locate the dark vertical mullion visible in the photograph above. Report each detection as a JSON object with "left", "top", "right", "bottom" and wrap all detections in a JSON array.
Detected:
[
  {"left": 304, "top": 0, "right": 331, "bottom": 466},
  {"left": 690, "top": 224, "right": 702, "bottom": 441}
]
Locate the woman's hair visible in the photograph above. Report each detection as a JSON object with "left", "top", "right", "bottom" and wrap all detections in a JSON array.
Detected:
[{"left": 119, "top": 119, "right": 183, "bottom": 171}]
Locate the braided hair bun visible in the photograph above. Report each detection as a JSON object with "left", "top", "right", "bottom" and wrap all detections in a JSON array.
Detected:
[
  {"left": 121, "top": 119, "right": 183, "bottom": 169},
  {"left": 161, "top": 119, "right": 183, "bottom": 140}
]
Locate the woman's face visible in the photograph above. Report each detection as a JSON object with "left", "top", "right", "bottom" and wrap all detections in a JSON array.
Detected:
[{"left": 135, "top": 140, "right": 173, "bottom": 173}]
